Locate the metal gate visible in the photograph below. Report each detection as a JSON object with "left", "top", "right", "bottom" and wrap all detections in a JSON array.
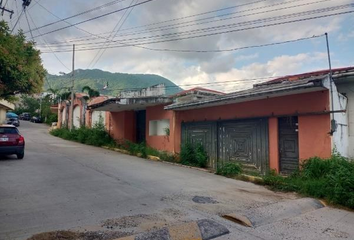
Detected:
[
  {"left": 279, "top": 117, "right": 299, "bottom": 173},
  {"left": 181, "top": 118, "right": 269, "bottom": 172},
  {"left": 181, "top": 122, "right": 217, "bottom": 169},
  {"left": 218, "top": 119, "right": 269, "bottom": 173}
]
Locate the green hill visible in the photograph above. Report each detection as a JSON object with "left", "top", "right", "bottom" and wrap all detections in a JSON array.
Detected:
[{"left": 45, "top": 69, "right": 182, "bottom": 96}]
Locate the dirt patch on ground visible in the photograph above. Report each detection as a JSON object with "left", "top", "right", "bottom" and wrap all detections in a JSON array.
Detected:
[{"left": 27, "top": 230, "right": 131, "bottom": 240}]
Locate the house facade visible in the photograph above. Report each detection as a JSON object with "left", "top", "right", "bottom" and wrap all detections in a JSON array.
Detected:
[{"left": 75, "top": 67, "right": 354, "bottom": 174}]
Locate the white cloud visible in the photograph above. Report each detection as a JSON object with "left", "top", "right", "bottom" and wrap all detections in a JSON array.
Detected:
[{"left": 3, "top": 0, "right": 352, "bottom": 93}]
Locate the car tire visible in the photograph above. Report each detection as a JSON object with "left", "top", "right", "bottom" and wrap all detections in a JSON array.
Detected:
[{"left": 17, "top": 153, "right": 24, "bottom": 159}]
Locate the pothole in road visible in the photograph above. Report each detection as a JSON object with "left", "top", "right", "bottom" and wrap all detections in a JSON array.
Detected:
[{"left": 192, "top": 196, "right": 218, "bottom": 204}]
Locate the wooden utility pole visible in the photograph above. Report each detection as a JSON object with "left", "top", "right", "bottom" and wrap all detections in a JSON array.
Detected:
[{"left": 69, "top": 44, "right": 75, "bottom": 130}]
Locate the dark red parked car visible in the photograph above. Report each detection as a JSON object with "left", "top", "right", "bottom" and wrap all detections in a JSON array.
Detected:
[{"left": 0, "top": 125, "right": 25, "bottom": 159}]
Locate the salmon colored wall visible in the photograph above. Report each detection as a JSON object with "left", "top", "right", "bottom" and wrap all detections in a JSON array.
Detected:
[
  {"left": 269, "top": 118, "right": 279, "bottom": 172},
  {"left": 174, "top": 91, "right": 330, "bottom": 167},
  {"left": 298, "top": 114, "right": 331, "bottom": 160},
  {"left": 146, "top": 105, "right": 174, "bottom": 152},
  {"left": 109, "top": 111, "right": 136, "bottom": 142}
]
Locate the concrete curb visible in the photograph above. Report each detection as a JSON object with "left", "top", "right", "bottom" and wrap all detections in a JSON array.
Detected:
[
  {"left": 114, "top": 219, "right": 229, "bottom": 240},
  {"left": 222, "top": 198, "right": 325, "bottom": 228},
  {"left": 102, "top": 146, "right": 211, "bottom": 173}
]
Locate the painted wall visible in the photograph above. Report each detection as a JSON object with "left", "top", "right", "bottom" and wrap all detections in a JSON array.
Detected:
[
  {"left": 91, "top": 111, "right": 106, "bottom": 127},
  {"left": 174, "top": 91, "right": 331, "bottom": 171},
  {"left": 0, "top": 100, "right": 15, "bottom": 124},
  {"left": 322, "top": 77, "right": 349, "bottom": 157},
  {"left": 108, "top": 111, "right": 136, "bottom": 142},
  {"left": 146, "top": 105, "right": 174, "bottom": 152},
  {"left": 335, "top": 82, "right": 353, "bottom": 158},
  {"left": 298, "top": 114, "right": 331, "bottom": 160},
  {"left": 268, "top": 117, "right": 279, "bottom": 172},
  {"left": 73, "top": 105, "right": 81, "bottom": 128}
]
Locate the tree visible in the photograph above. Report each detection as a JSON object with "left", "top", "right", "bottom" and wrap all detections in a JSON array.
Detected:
[
  {"left": 0, "top": 21, "right": 46, "bottom": 100},
  {"left": 15, "top": 95, "right": 40, "bottom": 116},
  {"left": 82, "top": 86, "right": 100, "bottom": 100}
]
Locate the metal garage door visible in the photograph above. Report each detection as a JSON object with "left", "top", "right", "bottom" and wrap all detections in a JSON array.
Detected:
[
  {"left": 218, "top": 119, "right": 269, "bottom": 173},
  {"left": 182, "top": 118, "right": 269, "bottom": 172},
  {"left": 181, "top": 122, "right": 217, "bottom": 169}
]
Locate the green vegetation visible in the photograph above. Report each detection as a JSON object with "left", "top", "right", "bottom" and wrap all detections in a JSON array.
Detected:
[
  {"left": 15, "top": 95, "right": 57, "bottom": 125},
  {"left": 216, "top": 162, "right": 243, "bottom": 177},
  {"left": 82, "top": 86, "right": 100, "bottom": 100},
  {"left": 262, "top": 154, "right": 354, "bottom": 209},
  {"left": 0, "top": 21, "right": 46, "bottom": 101},
  {"left": 46, "top": 69, "right": 183, "bottom": 97},
  {"left": 180, "top": 142, "right": 208, "bottom": 168},
  {"left": 50, "top": 121, "right": 115, "bottom": 147}
]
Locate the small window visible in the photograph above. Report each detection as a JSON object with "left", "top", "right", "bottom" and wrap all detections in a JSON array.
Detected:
[{"left": 149, "top": 119, "right": 170, "bottom": 136}]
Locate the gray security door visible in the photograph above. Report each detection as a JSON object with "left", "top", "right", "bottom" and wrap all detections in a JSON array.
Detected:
[
  {"left": 181, "top": 122, "right": 217, "bottom": 169},
  {"left": 218, "top": 118, "right": 269, "bottom": 173},
  {"left": 279, "top": 117, "right": 299, "bottom": 174},
  {"left": 182, "top": 118, "right": 269, "bottom": 172}
]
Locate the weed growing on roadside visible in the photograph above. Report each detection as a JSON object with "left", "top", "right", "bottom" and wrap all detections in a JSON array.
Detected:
[
  {"left": 216, "top": 162, "right": 243, "bottom": 177},
  {"left": 262, "top": 154, "right": 354, "bottom": 209},
  {"left": 180, "top": 142, "right": 208, "bottom": 168}
]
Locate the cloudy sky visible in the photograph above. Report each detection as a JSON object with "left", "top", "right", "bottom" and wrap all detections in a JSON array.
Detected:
[{"left": 2, "top": 0, "right": 354, "bottom": 92}]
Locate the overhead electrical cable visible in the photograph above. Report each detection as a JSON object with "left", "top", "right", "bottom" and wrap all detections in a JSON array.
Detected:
[
  {"left": 37, "top": 0, "right": 313, "bottom": 45},
  {"left": 39, "top": 9, "right": 354, "bottom": 53},
  {"left": 31, "top": 0, "right": 157, "bottom": 38},
  {"left": 27, "top": 10, "right": 71, "bottom": 71},
  {"left": 24, "top": 10, "right": 34, "bottom": 40},
  {"left": 45, "top": 0, "right": 331, "bottom": 45},
  {"left": 38, "top": 3, "right": 351, "bottom": 49},
  {"left": 89, "top": 0, "right": 137, "bottom": 69},
  {"left": 25, "top": 0, "right": 131, "bottom": 33}
]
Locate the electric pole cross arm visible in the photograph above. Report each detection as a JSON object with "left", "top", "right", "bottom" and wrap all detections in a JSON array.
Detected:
[{"left": 0, "top": 0, "right": 14, "bottom": 19}]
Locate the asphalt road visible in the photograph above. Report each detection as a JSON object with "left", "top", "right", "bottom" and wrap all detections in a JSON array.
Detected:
[{"left": 0, "top": 121, "right": 353, "bottom": 240}]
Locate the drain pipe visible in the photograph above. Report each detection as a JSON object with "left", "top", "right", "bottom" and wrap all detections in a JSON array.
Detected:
[{"left": 325, "top": 33, "right": 337, "bottom": 135}]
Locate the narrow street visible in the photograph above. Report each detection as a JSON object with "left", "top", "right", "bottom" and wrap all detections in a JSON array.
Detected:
[{"left": 0, "top": 122, "right": 353, "bottom": 240}]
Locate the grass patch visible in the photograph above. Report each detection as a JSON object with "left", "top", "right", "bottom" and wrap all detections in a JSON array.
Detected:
[
  {"left": 216, "top": 162, "right": 243, "bottom": 177},
  {"left": 180, "top": 142, "right": 208, "bottom": 168},
  {"left": 262, "top": 154, "right": 354, "bottom": 209}
]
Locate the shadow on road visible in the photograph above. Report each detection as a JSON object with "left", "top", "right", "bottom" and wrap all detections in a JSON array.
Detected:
[{"left": 0, "top": 155, "right": 21, "bottom": 161}]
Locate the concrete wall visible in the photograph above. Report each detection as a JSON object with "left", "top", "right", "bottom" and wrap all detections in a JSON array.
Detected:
[
  {"left": 174, "top": 91, "right": 332, "bottom": 171},
  {"left": 0, "top": 100, "right": 15, "bottom": 124},
  {"left": 146, "top": 105, "right": 174, "bottom": 152},
  {"left": 120, "top": 84, "right": 166, "bottom": 98},
  {"left": 108, "top": 111, "right": 136, "bottom": 142},
  {"left": 336, "top": 82, "right": 354, "bottom": 158}
]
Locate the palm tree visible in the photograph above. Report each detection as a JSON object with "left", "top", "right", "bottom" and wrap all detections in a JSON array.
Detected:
[
  {"left": 47, "top": 88, "right": 60, "bottom": 104},
  {"left": 82, "top": 86, "right": 100, "bottom": 100},
  {"left": 59, "top": 91, "right": 72, "bottom": 101}
]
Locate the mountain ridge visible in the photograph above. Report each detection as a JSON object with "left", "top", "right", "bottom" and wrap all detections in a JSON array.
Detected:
[{"left": 45, "top": 69, "right": 182, "bottom": 96}]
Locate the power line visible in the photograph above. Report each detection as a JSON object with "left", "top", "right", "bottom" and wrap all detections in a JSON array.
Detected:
[
  {"left": 89, "top": 0, "right": 137, "bottom": 69},
  {"left": 39, "top": 3, "right": 351, "bottom": 50},
  {"left": 27, "top": 10, "right": 71, "bottom": 71},
  {"left": 32, "top": 0, "right": 157, "bottom": 38},
  {"left": 40, "top": 10, "right": 354, "bottom": 53},
  {"left": 25, "top": 0, "right": 131, "bottom": 34},
  {"left": 53, "top": 75, "right": 283, "bottom": 92},
  {"left": 43, "top": 0, "right": 330, "bottom": 46},
  {"left": 11, "top": 7, "right": 24, "bottom": 33},
  {"left": 24, "top": 10, "right": 34, "bottom": 40}
]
